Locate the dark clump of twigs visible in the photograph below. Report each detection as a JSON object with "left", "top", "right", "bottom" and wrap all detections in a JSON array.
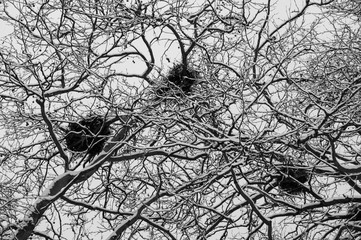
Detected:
[
  {"left": 156, "top": 64, "right": 198, "bottom": 97},
  {"left": 277, "top": 166, "right": 309, "bottom": 194},
  {"left": 348, "top": 204, "right": 361, "bottom": 221},
  {"left": 65, "top": 115, "right": 111, "bottom": 155}
]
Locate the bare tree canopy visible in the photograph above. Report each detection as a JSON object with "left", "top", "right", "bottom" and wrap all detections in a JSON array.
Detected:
[{"left": 1, "top": 0, "right": 361, "bottom": 239}]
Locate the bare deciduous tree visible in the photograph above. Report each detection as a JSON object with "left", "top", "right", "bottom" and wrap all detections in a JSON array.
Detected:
[{"left": 2, "top": 0, "right": 361, "bottom": 239}]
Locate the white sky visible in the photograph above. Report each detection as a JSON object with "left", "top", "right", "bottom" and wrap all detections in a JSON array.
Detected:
[{"left": 0, "top": 0, "right": 354, "bottom": 239}]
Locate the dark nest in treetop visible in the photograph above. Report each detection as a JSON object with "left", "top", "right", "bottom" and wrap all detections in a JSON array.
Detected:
[
  {"left": 156, "top": 64, "right": 198, "bottom": 96},
  {"left": 348, "top": 204, "right": 361, "bottom": 221},
  {"left": 277, "top": 166, "right": 309, "bottom": 194},
  {"left": 65, "top": 115, "right": 111, "bottom": 155}
]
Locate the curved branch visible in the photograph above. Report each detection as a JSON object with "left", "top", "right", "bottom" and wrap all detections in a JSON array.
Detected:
[{"left": 326, "top": 134, "right": 361, "bottom": 174}]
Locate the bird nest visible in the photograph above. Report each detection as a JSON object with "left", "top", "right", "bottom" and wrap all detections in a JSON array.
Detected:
[
  {"left": 156, "top": 64, "right": 198, "bottom": 96},
  {"left": 348, "top": 204, "right": 361, "bottom": 221},
  {"left": 277, "top": 166, "right": 309, "bottom": 194},
  {"left": 65, "top": 115, "right": 111, "bottom": 155}
]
